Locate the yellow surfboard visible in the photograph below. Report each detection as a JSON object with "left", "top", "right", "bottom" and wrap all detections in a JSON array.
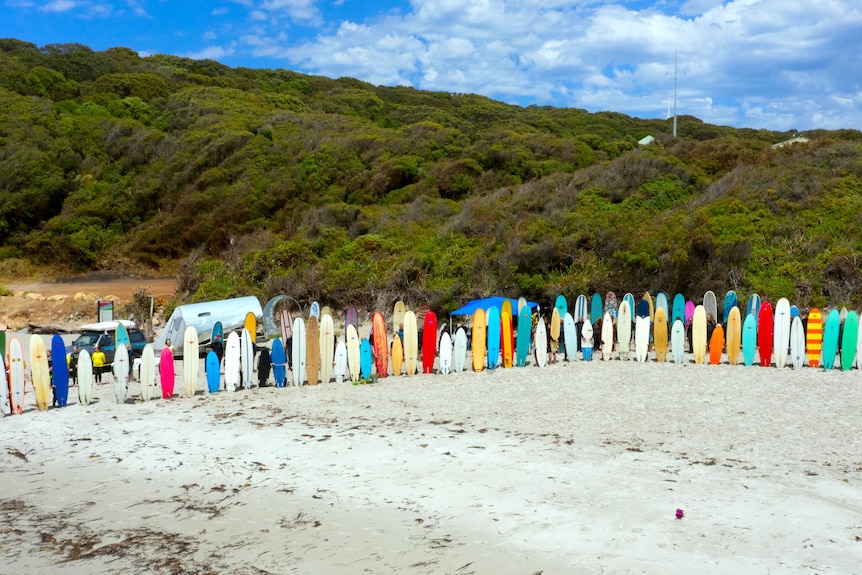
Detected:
[
  {"left": 726, "top": 307, "right": 742, "bottom": 365},
  {"left": 692, "top": 305, "right": 707, "bottom": 364},
  {"left": 654, "top": 307, "right": 668, "bottom": 362},
  {"left": 391, "top": 333, "right": 404, "bottom": 376},
  {"left": 30, "top": 335, "right": 51, "bottom": 411},
  {"left": 244, "top": 312, "right": 257, "bottom": 344},
  {"left": 472, "top": 308, "right": 486, "bottom": 372}
]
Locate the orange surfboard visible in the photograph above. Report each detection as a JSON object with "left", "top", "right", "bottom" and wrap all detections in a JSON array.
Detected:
[
  {"left": 391, "top": 333, "right": 403, "bottom": 376},
  {"left": 806, "top": 308, "right": 822, "bottom": 367},
  {"left": 371, "top": 311, "right": 388, "bottom": 378},
  {"left": 709, "top": 325, "right": 724, "bottom": 365}
]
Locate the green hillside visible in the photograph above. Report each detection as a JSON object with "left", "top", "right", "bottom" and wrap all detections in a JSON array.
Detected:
[{"left": 2, "top": 39, "right": 862, "bottom": 311}]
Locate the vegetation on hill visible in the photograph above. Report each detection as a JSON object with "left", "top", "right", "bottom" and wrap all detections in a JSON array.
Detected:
[{"left": 2, "top": 39, "right": 861, "bottom": 312}]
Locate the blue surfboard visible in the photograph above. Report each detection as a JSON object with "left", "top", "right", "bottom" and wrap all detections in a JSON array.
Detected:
[
  {"left": 741, "top": 314, "right": 757, "bottom": 366},
  {"left": 672, "top": 293, "right": 686, "bottom": 325},
  {"left": 590, "top": 293, "right": 602, "bottom": 325},
  {"left": 822, "top": 309, "right": 840, "bottom": 370},
  {"left": 205, "top": 350, "right": 220, "bottom": 393},
  {"left": 723, "top": 290, "right": 738, "bottom": 324},
  {"left": 636, "top": 299, "right": 650, "bottom": 319},
  {"left": 51, "top": 334, "right": 70, "bottom": 407},
  {"left": 746, "top": 294, "right": 761, "bottom": 327},
  {"left": 271, "top": 337, "right": 287, "bottom": 387},
  {"left": 486, "top": 306, "right": 501, "bottom": 369},
  {"left": 515, "top": 305, "right": 531, "bottom": 367},
  {"left": 360, "top": 338, "right": 373, "bottom": 379}
]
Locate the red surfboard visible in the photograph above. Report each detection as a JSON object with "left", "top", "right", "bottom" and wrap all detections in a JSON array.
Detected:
[
  {"left": 422, "top": 311, "right": 437, "bottom": 373},
  {"left": 371, "top": 311, "right": 388, "bottom": 378},
  {"left": 758, "top": 301, "right": 774, "bottom": 367}
]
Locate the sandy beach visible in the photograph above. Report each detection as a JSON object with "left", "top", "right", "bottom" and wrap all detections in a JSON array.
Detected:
[{"left": 2, "top": 342, "right": 862, "bottom": 574}]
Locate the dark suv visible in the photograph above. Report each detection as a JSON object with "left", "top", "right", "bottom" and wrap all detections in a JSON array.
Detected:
[{"left": 67, "top": 321, "right": 148, "bottom": 365}]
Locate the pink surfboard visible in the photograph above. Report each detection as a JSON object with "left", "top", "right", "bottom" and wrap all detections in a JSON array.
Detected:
[{"left": 160, "top": 347, "right": 175, "bottom": 399}]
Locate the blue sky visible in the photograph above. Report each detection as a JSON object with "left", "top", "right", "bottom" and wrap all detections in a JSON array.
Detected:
[{"left": 2, "top": 0, "right": 860, "bottom": 131}]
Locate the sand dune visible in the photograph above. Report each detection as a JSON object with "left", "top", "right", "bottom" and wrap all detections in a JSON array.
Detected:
[{"left": 2, "top": 350, "right": 862, "bottom": 574}]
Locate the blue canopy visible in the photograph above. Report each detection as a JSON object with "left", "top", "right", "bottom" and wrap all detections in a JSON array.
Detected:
[{"left": 450, "top": 296, "right": 538, "bottom": 316}]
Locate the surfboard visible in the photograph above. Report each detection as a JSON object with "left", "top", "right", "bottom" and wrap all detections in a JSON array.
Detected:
[
  {"left": 672, "top": 293, "right": 686, "bottom": 325},
  {"left": 345, "top": 305, "right": 359, "bottom": 337},
  {"left": 244, "top": 312, "right": 257, "bottom": 344},
  {"left": 29, "top": 335, "right": 50, "bottom": 411},
  {"left": 549, "top": 306, "right": 561, "bottom": 358},
  {"left": 773, "top": 298, "right": 791, "bottom": 369},
  {"left": 224, "top": 331, "right": 240, "bottom": 391},
  {"left": 309, "top": 301, "right": 320, "bottom": 320},
  {"left": 563, "top": 313, "right": 577, "bottom": 361},
  {"left": 271, "top": 338, "right": 286, "bottom": 387},
  {"left": 742, "top": 314, "right": 757, "bottom": 366},
  {"left": 370, "top": 311, "right": 388, "bottom": 378},
  {"left": 77, "top": 349, "right": 93, "bottom": 407},
  {"left": 403, "top": 311, "right": 418, "bottom": 376},
  {"left": 501, "top": 308, "right": 514, "bottom": 367},
  {"left": 205, "top": 350, "right": 220, "bottom": 393},
  {"left": 622, "top": 293, "right": 635, "bottom": 321},
  {"left": 115, "top": 322, "right": 131, "bottom": 349},
  {"left": 515, "top": 305, "right": 531, "bottom": 367},
  {"left": 554, "top": 295, "right": 568, "bottom": 354},
  {"left": 439, "top": 331, "right": 452, "bottom": 374},
  {"left": 390, "top": 332, "right": 403, "bottom": 376},
  {"left": 51, "top": 334, "right": 69, "bottom": 407},
  {"left": 581, "top": 320, "right": 594, "bottom": 361},
  {"left": 534, "top": 317, "right": 548, "bottom": 367},
  {"left": 137, "top": 343, "right": 153, "bottom": 401},
  {"left": 671, "top": 319, "right": 685, "bottom": 364},
  {"left": 590, "top": 294, "right": 603, "bottom": 327},
  {"left": 211, "top": 320, "right": 223, "bottom": 350},
  {"left": 346, "top": 324, "right": 360, "bottom": 382},
  {"left": 857, "top": 315, "right": 862, "bottom": 370},
  {"left": 635, "top": 315, "right": 649, "bottom": 363},
  {"left": 709, "top": 325, "right": 724, "bottom": 365},
  {"left": 453, "top": 327, "right": 467, "bottom": 372},
  {"left": 360, "top": 338, "right": 373, "bottom": 379},
  {"left": 422, "top": 310, "right": 437, "bottom": 374},
  {"left": 655, "top": 292, "right": 668, "bottom": 321},
  {"left": 643, "top": 291, "right": 654, "bottom": 322},
  {"left": 685, "top": 301, "right": 695, "bottom": 327},
  {"left": 790, "top": 316, "right": 806, "bottom": 370},
  {"left": 806, "top": 308, "right": 823, "bottom": 368},
  {"left": 726, "top": 307, "right": 742, "bottom": 366},
  {"left": 605, "top": 291, "right": 618, "bottom": 319},
  {"left": 616, "top": 299, "right": 632, "bottom": 360},
  {"left": 292, "top": 317, "right": 307, "bottom": 385},
  {"left": 840, "top": 311, "right": 858, "bottom": 371},
  {"left": 393, "top": 301, "right": 406, "bottom": 336},
  {"left": 822, "top": 309, "right": 840, "bottom": 370},
  {"left": 600, "top": 311, "right": 613, "bottom": 360},
  {"left": 472, "top": 308, "right": 486, "bottom": 371},
  {"left": 7, "top": 337, "right": 24, "bottom": 413},
  {"left": 746, "top": 293, "right": 761, "bottom": 327},
  {"left": 723, "top": 290, "right": 738, "bottom": 324},
  {"left": 517, "top": 296, "right": 528, "bottom": 314},
  {"left": 113, "top": 343, "right": 129, "bottom": 404},
  {"left": 758, "top": 301, "right": 775, "bottom": 367},
  {"left": 0, "top": 351, "right": 7, "bottom": 413},
  {"left": 183, "top": 326, "right": 199, "bottom": 397},
  {"left": 279, "top": 307, "right": 293, "bottom": 348},
  {"left": 334, "top": 338, "right": 348, "bottom": 382},
  {"left": 692, "top": 305, "right": 707, "bottom": 364},
  {"left": 703, "top": 291, "right": 718, "bottom": 325},
  {"left": 159, "top": 346, "right": 174, "bottom": 398},
  {"left": 486, "top": 306, "right": 500, "bottom": 369},
  {"left": 654, "top": 307, "right": 668, "bottom": 362},
  {"left": 841, "top": 306, "right": 848, "bottom": 322},
  {"left": 241, "top": 327, "right": 254, "bottom": 389},
  {"left": 306, "top": 315, "right": 320, "bottom": 385},
  {"left": 319, "top": 313, "right": 335, "bottom": 383},
  {"left": 574, "top": 294, "right": 588, "bottom": 323}
]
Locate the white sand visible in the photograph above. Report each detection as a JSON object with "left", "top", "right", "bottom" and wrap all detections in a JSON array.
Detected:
[{"left": 2, "top": 347, "right": 862, "bottom": 574}]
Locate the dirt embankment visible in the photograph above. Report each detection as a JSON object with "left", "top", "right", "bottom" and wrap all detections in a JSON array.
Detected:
[{"left": 0, "top": 277, "right": 178, "bottom": 332}]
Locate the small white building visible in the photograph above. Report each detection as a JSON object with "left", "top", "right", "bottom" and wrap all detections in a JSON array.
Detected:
[{"left": 772, "top": 135, "right": 810, "bottom": 149}]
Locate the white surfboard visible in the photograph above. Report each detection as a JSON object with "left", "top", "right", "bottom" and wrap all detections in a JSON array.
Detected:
[
  {"left": 453, "top": 327, "right": 468, "bottom": 372},
  {"left": 333, "top": 338, "right": 347, "bottom": 383},
  {"left": 671, "top": 319, "right": 685, "bottom": 364},
  {"left": 183, "top": 326, "right": 199, "bottom": 397},
  {"left": 773, "top": 297, "right": 791, "bottom": 368},
  {"left": 319, "top": 313, "right": 335, "bottom": 384},
  {"left": 113, "top": 343, "right": 130, "bottom": 404},
  {"left": 616, "top": 300, "right": 631, "bottom": 360},
  {"left": 790, "top": 315, "right": 805, "bottom": 370},
  {"left": 78, "top": 349, "right": 93, "bottom": 406},
  {"left": 0, "top": 351, "right": 7, "bottom": 412},
  {"left": 241, "top": 328, "right": 254, "bottom": 389},
  {"left": 563, "top": 313, "right": 577, "bottom": 361},
  {"left": 292, "top": 317, "right": 306, "bottom": 386},
  {"left": 534, "top": 319, "right": 548, "bottom": 367},
  {"left": 224, "top": 331, "right": 240, "bottom": 391},
  {"left": 635, "top": 316, "right": 650, "bottom": 363},
  {"left": 601, "top": 311, "right": 614, "bottom": 360},
  {"left": 140, "top": 344, "right": 155, "bottom": 401},
  {"left": 346, "top": 324, "right": 360, "bottom": 383},
  {"left": 580, "top": 320, "right": 593, "bottom": 359},
  {"left": 439, "top": 331, "right": 452, "bottom": 374}
]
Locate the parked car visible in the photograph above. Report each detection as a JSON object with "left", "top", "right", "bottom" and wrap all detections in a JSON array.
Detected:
[{"left": 66, "top": 320, "right": 148, "bottom": 365}]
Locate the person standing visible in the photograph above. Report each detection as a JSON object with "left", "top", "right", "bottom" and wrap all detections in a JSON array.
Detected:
[
  {"left": 67, "top": 345, "right": 79, "bottom": 387},
  {"left": 92, "top": 346, "right": 106, "bottom": 384}
]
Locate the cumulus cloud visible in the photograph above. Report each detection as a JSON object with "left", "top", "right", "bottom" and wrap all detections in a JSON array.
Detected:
[{"left": 184, "top": 44, "right": 236, "bottom": 60}]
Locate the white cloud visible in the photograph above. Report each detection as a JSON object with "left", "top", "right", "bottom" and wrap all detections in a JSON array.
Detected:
[
  {"left": 185, "top": 44, "right": 236, "bottom": 60},
  {"left": 40, "top": 0, "right": 77, "bottom": 12},
  {"left": 213, "top": 7, "right": 229, "bottom": 15}
]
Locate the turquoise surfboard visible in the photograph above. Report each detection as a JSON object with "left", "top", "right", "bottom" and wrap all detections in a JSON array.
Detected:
[
  {"left": 115, "top": 322, "right": 131, "bottom": 348},
  {"left": 822, "top": 309, "right": 840, "bottom": 370},
  {"left": 554, "top": 295, "right": 568, "bottom": 354},
  {"left": 515, "top": 305, "right": 531, "bottom": 367},
  {"left": 742, "top": 313, "right": 757, "bottom": 366},
  {"left": 840, "top": 311, "right": 858, "bottom": 371},
  {"left": 590, "top": 293, "right": 602, "bottom": 325},
  {"left": 359, "top": 338, "right": 373, "bottom": 379},
  {"left": 205, "top": 350, "right": 220, "bottom": 393},
  {"left": 672, "top": 293, "right": 685, "bottom": 325},
  {"left": 486, "top": 306, "right": 501, "bottom": 369}
]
